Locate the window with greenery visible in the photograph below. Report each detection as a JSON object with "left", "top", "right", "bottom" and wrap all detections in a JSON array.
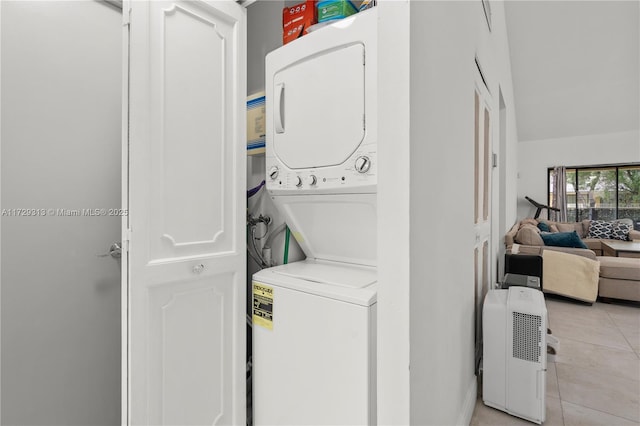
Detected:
[{"left": 548, "top": 164, "right": 640, "bottom": 230}]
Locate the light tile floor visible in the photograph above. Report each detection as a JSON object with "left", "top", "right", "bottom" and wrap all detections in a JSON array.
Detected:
[{"left": 471, "top": 297, "right": 640, "bottom": 426}]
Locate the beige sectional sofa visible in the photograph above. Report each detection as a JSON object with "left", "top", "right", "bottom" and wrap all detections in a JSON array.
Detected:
[
  {"left": 505, "top": 218, "right": 640, "bottom": 302},
  {"left": 505, "top": 218, "right": 640, "bottom": 257}
]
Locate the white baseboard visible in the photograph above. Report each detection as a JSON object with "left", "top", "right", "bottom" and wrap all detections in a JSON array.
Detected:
[{"left": 456, "top": 377, "right": 477, "bottom": 426}]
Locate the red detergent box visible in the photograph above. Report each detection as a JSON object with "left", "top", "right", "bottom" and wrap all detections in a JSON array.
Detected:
[{"left": 283, "top": 0, "right": 317, "bottom": 45}]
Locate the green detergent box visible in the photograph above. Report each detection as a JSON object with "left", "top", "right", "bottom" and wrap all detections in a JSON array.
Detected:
[{"left": 317, "top": 0, "right": 358, "bottom": 22}]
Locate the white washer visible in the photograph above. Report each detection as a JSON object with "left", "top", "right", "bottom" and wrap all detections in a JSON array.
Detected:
[{"left": 252, "top": 260, "right": 377, "bottom": 425}]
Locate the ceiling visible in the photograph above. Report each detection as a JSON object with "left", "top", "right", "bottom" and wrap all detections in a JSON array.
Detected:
[{"left": 505, "top": 1, "right": 639, "bottom": 142}]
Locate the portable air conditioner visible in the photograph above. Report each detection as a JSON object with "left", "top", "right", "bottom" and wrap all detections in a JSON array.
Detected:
[{"left": 483, "top": 286, "right": 547, "bottom": 424}]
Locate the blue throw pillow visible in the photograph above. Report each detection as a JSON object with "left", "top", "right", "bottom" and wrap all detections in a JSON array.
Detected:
[
  {"left": 537, "top": 222, "right": 550, "bottom": 232},
  {"left": 540, "top": 231, "right": 588, "bottom": 249}
]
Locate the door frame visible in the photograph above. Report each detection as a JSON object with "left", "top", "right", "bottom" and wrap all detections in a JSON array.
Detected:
[{"left": 121, "top": 2, "right": 130, "bottom": 424}]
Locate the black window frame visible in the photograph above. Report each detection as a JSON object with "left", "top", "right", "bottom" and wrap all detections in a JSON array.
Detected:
[{"left": 547, "top": 162, "right": 640, "bottom": 227}]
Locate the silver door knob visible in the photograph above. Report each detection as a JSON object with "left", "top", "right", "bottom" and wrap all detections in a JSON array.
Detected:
[
  {"left": 108, "top": 242, "right": 122, "bottom": 259},
  {"left": 98, "top": 242, "right": 122, "bottom": 259}
]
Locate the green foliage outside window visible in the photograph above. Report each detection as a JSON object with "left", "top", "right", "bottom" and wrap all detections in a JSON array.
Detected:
[{"left": 548, "top": 164, "right": 640, "bottom": 229}]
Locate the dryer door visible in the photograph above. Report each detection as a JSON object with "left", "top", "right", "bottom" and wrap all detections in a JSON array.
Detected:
[{"left": 273, "top": 43, "right": 365, "bottom": 169}]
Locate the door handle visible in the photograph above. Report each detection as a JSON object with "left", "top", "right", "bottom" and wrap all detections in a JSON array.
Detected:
[
  {"left": 97, "top": 242, "right": 122, "bottom": 259},
  {"left": 275, "top": 83, "right": 285, "bottom": 134}
]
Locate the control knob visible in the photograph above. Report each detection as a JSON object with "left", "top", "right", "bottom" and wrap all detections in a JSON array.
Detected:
[
  {"left": 355, "top": 156, "right": 371, "bottom": 173},
  {"left": 295, "top": 176, "right": 303, "bottom": 187},
  {"left": 307, "top": 175, "right": 317, "bottom": 186},
  {"left": 268, "top": 166, "right": 279, "bottom": 180}
]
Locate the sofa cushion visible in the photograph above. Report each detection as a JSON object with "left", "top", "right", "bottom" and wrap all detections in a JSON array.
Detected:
[
  {"left": 611, "top": 221, "right": 632, "bottom": 241},
  {"left": 513, "top": 245, "right": 597, "bottom": 261},
  {"left": 505, "top": 222, "right": 520, "bottom": 247},
  {"left": 597, "top": 256, "right": 640, "bottom": 281},
  {"left": 540, "top": 219, "right": 590, "bottom": 237},
  {"left": 515, "top": 224, "right": 544, "bottom": 246},
  {"left": 540, "top": 231, "right": 588, "bottom": 249},
  {"left": 582, "top": 238, "right": 603, "bottom": 251},
  {"left": 598, "top": 277, "right": 640, "bottom": 302},
  {"left": 588, "top": 220, "right": 613, "bottom": 239},
  {"left": 616, "top": 218, "right": 634, "bottom": 227},
  {"left": 557, "top": 222, "right": 583, "bottom": 235}
]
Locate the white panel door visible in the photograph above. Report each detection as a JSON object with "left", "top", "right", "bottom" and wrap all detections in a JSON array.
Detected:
[
  {"left": 473, "top": 67, "right": 492, "bottom": 373},
  {"left": 124, "top": 1, "right": 246, "bottom": 424}
]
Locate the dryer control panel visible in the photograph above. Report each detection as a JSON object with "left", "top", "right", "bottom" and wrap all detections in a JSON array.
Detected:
[
  {"left": 266, "top": 148, "right": 376, "bottom": 194},
  {"left": 264, "top": 9, "right": 378, "bottom": 196}
]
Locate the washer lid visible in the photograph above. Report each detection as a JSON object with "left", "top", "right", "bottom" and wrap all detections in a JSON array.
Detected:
[
  {"left": 274, "top": 260, "right": 376, "bottom": 288},
  {"left": 253, "top": 260, "right": 377, "bottom": 306}
]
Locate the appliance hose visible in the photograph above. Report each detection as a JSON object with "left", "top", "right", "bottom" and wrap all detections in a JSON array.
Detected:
[{"left": 284, "top": 226, "right": 291, "bottom": 265}]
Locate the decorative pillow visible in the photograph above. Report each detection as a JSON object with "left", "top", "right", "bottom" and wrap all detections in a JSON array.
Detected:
[
  {"left": 549, "top": 224, "right": 559, "bottom": 233},
  {"left": 611, "top": 222, "right": 632, "bottom": 241},
  {"left": 540, "top": 231, "right": 588, "bottom": 249},
  {"left": 537, "top": 222, "right": 550, "bottom": 232},
  {"left": 587, "top": 220, "right": 613, "bottom": 239},
  {"left": 515, "top": 225, "right": 544, "bottom": 246}
]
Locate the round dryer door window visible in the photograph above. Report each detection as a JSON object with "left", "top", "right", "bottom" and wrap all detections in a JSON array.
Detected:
[{"left": 272, "top": 43, "right": 366, "bottom": 169}]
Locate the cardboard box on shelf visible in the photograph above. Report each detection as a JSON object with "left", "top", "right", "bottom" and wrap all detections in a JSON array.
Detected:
[
  {"left": 247, "top": 91, "right": 265, "bottom": 155},
  {"left": 282, "top": 0, "right": 317, "bottom": 45},
  {"left": 317, "top": 0, "right": 357, "bottom": 22}
]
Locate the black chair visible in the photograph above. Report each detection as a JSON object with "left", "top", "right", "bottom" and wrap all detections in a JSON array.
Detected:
[{"left": 505, "top": 253, "right": 543, "bottom": 290}]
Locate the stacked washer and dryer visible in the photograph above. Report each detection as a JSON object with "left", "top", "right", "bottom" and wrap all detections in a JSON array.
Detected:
[{"left": 252, "top": 9, "right": 378, "bottom": 426}]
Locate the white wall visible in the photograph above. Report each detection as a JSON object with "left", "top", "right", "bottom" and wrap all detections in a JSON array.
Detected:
[
  {"left": 1, "top": 2, "right": 122, "bottom": 424},
  {"left": 246, "top": 0, "right": 304, "bottom": 274},
  {"left": 376, "top": 2, "right": 412, "bottom": 423},
  {"left": 247, "top": 0, "right": 283, "bottom": 96},
  {"left": 406, "top": 1, "right": 519, "bottom": 424},
  {"left": 407, "top": 2, "right": 477, "bottom": 423},
  {"left": 517, "top": 129, "right": 640, "bottom": 219}
]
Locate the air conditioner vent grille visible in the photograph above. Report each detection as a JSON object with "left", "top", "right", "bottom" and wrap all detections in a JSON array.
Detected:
[{"left": 512, "top": 312, "right": 541, "bottom": 363}]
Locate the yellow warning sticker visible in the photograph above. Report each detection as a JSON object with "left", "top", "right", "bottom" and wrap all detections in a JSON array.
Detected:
[{"left": 253, "top": 282, "right": 274, "bottom": 330}]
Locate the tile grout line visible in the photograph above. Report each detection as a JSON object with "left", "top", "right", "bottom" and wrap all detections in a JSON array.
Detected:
[
  {"left": 604, "top": 309, "right": 639, "bottom": 359},
  {"left": 554, "top": 362, "right": 566, "bottom": 426},
  {"left": 550, "top": 304, "right": 638, "bottom": 425},
  {"left": 555, "top": 361, "right": 640, "bottom": 424},
  {"left": 561, "top": 399, "right": 640, "bottom": 425},
  {"left": 562, "top": 310, "right": 640, "bottom": 424},
  {"left": 556, "top": 334, "right": 638, "bottom": 357},
  {"left": 548, "top": 307, "right": 566, "bottom": 425}
]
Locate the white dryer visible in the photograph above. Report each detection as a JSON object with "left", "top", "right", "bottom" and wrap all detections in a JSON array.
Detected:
[
  {"left": 264, "top": 8, "right": 378, "bottom": 266},
  {"left": 253, "top": 9, "right": 379, "bottom": 425}
]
